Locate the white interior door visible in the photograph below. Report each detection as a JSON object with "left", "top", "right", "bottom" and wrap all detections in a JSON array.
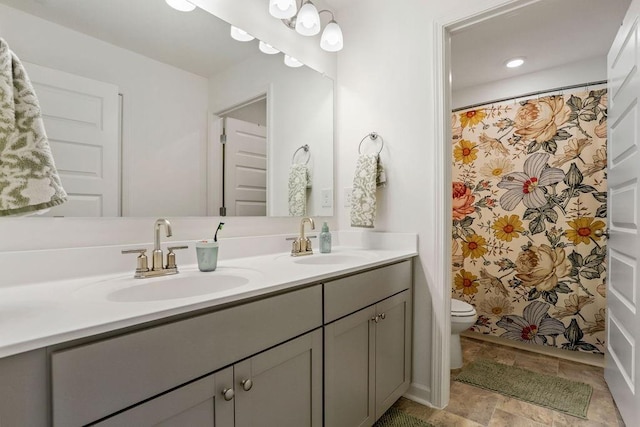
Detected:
[
  {"left": 223, "top": 117, "right": 267, "bottom": 216},
  {"left": 605, "top": 1, "right": 640, "bottom": 423},
  {"left": 24, "top": 63, "right": 119, "bottom": 217}
]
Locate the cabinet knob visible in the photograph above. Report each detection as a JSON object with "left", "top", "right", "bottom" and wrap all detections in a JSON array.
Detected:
[
  {"left": 594, "top": 229, "right": 609, "bottom": 238},
  {"left": 222, "top": 388, "right": 235, "bottom": 401},
  {"left": 241, "top": 379, "right": 253, "bottom": 391},
  {"left": 380, "top": 312, "right": 386, "bottom": 320},
  {"left": 371, "top": 315, "right": 380, "bottom": 323}
]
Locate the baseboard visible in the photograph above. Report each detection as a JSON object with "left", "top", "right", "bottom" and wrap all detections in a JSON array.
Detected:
[
  {"left": 403, "top": 383, "right": 435, "bottom": 408},
  {"left": 461, "top": 331, "right": 605, "bottom": 368}
]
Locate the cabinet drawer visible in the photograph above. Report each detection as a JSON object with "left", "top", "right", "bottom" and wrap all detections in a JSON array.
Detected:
[
  {"left": 324, "top": 261, "right": 411, "bottom": 323},
  {"left": 51, "top": 285, "right": 322, "bottom": 427}
]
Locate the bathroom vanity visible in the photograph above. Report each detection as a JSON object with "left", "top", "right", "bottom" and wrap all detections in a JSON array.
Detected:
[{"left": 0, "top": 235, "right": 416, "bottom": 427}]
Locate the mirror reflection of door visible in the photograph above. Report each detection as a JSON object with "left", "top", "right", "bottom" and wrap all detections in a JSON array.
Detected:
[
  {"left": 218, "top": 98, "right": 267, "bottom": 216},
  {"left": 23, "top": 62, "right": 120, "bottom": 217}
]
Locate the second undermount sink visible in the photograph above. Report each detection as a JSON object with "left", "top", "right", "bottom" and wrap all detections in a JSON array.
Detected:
[
  {"left": 75, "top": 267, "right": 259, "bottom": 303},
  {"left": 292, "top": 252, "right": 377, "bottom": 265}
]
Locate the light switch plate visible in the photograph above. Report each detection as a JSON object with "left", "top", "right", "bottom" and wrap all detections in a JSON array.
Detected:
[
  {"left": 321, "top": 189, "right": 332, "bottom": 208},
  {"left": 344, "top": 187, "right": 352, "bottom": 207}
]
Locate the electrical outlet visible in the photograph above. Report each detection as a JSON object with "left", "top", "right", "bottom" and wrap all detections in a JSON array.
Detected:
[
  {"left": 344, "top": 187, "right": 353, "bottom": 207},
  {"left": 321, "top": 188, "right": 332, "bottom": 208}
]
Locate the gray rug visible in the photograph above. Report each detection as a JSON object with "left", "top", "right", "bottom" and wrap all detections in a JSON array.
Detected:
[
  {"left": 373, "top": 407, "right": 434, "bottom": 427},
  {"left": 455, "top": 358, "right": 593, "bottom": 418}
]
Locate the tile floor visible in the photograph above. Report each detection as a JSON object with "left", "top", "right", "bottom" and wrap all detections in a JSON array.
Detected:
[{"left": 392, "top": 336, "right": 625, "bottom": 427}]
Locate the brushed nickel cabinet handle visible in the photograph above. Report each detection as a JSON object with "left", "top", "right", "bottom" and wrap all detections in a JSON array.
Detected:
[
  {"left": 371, "top": 315, "right": 380, "bottom": 323},
  {"left": 241, "top": 379, "right": 253, "bottom": 391},
  {"left": 594, "top": 229, "right": 609, "bottom": 238},
  {"left": 380, "top": 312, "right": 386, "bottom": 320},
  {"left": 222, "top": 388, "right": 234, "bottom": 401}
]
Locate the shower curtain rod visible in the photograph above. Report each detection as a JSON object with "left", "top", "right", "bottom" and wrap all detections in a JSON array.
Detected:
[{"left": 452, "top": 79, "right": 607, "bottom": 112}]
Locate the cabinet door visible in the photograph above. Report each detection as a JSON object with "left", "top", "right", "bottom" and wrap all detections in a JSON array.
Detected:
[
  {"left": 324, "top": 306, "right": 377, "bottom": 427},
  {"left": 374, "top": 290, "right": 412, "bottom": 419},
  {"left": 94, "top": 367, "right": 234, "bottom": 427},
  {"left": 234, "top": 329, "right": 323, "bottom": 427}
]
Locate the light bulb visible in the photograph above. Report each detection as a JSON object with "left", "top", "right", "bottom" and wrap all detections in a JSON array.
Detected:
[
  {"left": 230, "top": 26, "right": 255, "bottom": 42},
  {"left": 284, "top": 55, "right": 303, "bottom": 68},
  {"left": 295, "top": 1, "right": 320, "bottom": 36},
  {"left": 165, "top": 0, "right": 196, "bottom": 12},
  {"left": 320, "top": 20, "right": 343, "bottom": 52},
  {"left": 269, "top": 0, "right": 297, "bottom": 19},
  {"left": 259, "top": 41, "right": 280, "bottom": 55}
]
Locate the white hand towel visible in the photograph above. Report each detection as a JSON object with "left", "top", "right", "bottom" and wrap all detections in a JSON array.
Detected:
[
  {"left": 288, "top": 163, "right": 309, "bottom": 216},
  {"left": 0, "top": 38, "right": 66, "bottom": 216},
  {"left": 350, "top": 154, "right": 379, "bottom": 228}
]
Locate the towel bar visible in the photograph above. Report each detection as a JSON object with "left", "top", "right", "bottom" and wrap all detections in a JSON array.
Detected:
[
  {"left": 292, "top": 144, "right": 311, "bottom": 165},
  {"left": 358, "top": 132, "right": 384, "bottom": 155}
]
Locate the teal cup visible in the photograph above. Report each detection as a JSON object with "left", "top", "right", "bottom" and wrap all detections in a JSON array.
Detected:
[{"left": 196, "top": 240, "right": 219, "bottom": 272}]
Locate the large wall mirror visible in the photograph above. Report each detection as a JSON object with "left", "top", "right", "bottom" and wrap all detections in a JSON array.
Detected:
[{"left": 0, "top": 0, "right": 334, "bottom": 217}]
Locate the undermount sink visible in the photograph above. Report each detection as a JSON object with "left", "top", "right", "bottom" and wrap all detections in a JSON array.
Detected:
[
  {"left": 292, "top": 252, "right": 377, "bottom": 265},
  {"left": 74, "top": 267, "right": 259, "bottom": 303},
  {"left": 107, "top": 274, "right": 250, "bottom": 302}
]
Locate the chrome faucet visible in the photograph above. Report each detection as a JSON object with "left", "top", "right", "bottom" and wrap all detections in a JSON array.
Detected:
[
  {"left": 122, "top": 218, "right": 188, "bottom": 278},
  {"left": 291, "top": 217, "right": 315, "bottom": 256}
]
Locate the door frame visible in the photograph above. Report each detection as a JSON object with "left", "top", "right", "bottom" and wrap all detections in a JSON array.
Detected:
[
  {"left": 431, "top": 0, "right": 542, "bottom": 408},
  {"left": 207, "top": 85, "right": 273, "bottom": 216}
]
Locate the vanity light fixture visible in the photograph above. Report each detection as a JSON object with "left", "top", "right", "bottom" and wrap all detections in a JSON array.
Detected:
[
  {"left": 230, "top": 26, "right": 255, "bottom": 42},
  {"left": 320, "top": 19, "right": 343, "bottom": 52},
  {"left": 284, "top": 55, "right": 304, "bottom": 68},
  {"left": 165, "top": 0, "right": 196, "bottom": 12},
  {"left": 505, "top": 57, "right": 525, "bottom": 68},
  {"left": 295, "top": 1, "right": 321, "bottom": 35},
  {"left": 269, "top": 0, "right": 297, "bottom": 19},
  {"left": 259, "top": 41, "right": 280, "bottom": 54},
  {"left": 270, "top": 0, "right": 344, "bottom": 52}
]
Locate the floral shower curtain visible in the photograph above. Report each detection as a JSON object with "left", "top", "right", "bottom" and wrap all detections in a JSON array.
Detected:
[{"left": 451, "top": 86, "right": 607, "bottom": 354}]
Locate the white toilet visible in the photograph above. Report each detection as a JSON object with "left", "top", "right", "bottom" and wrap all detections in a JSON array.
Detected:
[{"left": 450, "top": 298, "right": 477, "bottom": 369}]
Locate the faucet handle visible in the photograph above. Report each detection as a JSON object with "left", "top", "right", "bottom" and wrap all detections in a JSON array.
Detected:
[
  {"left": 121, "top": 249, "right": 149, "bottom": 273},
  {"left": 286, "top": 235, "right": 317, "bottom": 241},
  {"left": 166, "top": 246, "right": 188, "bottom": 269}
]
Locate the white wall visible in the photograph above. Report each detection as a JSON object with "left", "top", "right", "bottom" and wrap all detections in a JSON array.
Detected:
[
  {"left": 209, "top": 53, "right": 334, "bottom": 217},
  {"left": 452, "top": 55, "right": 606, "bottom": 109},
  {"left": 0, "top": 3, "right": 210, "bottom": 217},
  {"left": 335, "top": 0, "right": 517, "bottom": 406}
]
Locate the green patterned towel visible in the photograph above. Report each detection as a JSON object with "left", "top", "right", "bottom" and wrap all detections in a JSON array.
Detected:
[
  {"left": 0, "top": 38, "right": 66, "bottom": 216},
  {"left": 288, "top": 163, "right": 309, "bottom": 216},
  {"left": 351, "top": 154, "right": 380, "bottom": 228}
]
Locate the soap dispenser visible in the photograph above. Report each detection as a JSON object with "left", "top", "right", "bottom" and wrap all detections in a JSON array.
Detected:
[{"left": 319, "top": 222, "right": 332, "bottom": 253}]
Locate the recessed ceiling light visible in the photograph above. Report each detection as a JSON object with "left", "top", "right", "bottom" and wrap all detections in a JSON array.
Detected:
[
  {"left": 165, "top": 0, "right": 196, "bottom": 12},
  {"left": 505, "top": 58, "right": 525, "bottom": 68}
]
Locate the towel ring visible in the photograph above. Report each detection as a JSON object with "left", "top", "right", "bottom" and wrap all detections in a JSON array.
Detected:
[
  {"left": 292, "top": 144, "right": 311, "bottom": 165},
  {"left": 358, "top": 132, "right": 384, "bottom": 155}
]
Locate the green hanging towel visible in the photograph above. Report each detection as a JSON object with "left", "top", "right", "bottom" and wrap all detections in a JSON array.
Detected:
[{"left": 0, "top": 38, "right": 66, "bottom": 216}]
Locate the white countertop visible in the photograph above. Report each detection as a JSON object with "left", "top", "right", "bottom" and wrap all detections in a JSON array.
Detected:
[{"left": 0, "top": 243, "right": 417, "bottom": 359}]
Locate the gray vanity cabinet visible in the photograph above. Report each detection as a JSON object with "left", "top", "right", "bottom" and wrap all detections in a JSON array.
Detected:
[
  {"left": 324, "top": 261, "right": 412, "bottom": 427},
  {"left": 51, "top": 285, "right": 322, "bottom": 426},
  {"left": 95, "top": 329, "right": 323, "bottom": 427},
  {"left": 234, "top": 328, "right": 323, "bottom": 427},
  {"left": 94, "top": 367, "right": 235, "bottom": 426}
]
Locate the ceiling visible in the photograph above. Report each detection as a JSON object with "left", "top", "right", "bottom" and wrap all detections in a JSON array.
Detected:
[
  {"left": 451, "top": 0, "right": 631, "bottom": 90},
  {"left": 0, "top": 0, "right": 258, "bottom": 77},
  {"left": 1, "top": 0, "right": 631, "bottom": 85}
]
